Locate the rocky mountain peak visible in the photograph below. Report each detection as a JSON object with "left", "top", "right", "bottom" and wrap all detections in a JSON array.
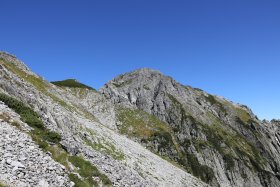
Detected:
[
  {"left": 108, "top": 68, "right": 167, "bottom": 87},
  {"left": 101, "top": 67, "right": 280, "bottom": 186}
]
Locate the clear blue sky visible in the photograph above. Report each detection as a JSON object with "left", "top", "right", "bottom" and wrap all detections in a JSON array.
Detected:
[{"left": 1, "top": 0, "right": 279, "bottom": 120}]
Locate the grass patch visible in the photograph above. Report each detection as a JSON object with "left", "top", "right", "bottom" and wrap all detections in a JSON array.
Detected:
[
  {"left": 69, "top": 156, "right": 112, "bottom": 187},
  {"left": 0, "top": 93, "right": 62, "bottom": 143},
  {"left": 205, "top": 95, "right": 227, "bottom": 114},
  {"left": 112, "top": 80, "right": 132, "bottom": 88},
  {"left": 45, "top": 144, "right": 70, "bottom": 169},
  {"left": 116, "top": 107, "right": 171, "bottom": 139},
  {"left": 116, "top": 105, "right": 217, "bottom": 183},
  {"left": 1, "top": 58, "right": 47, "bottom": 92},
  {"left": 201, "top": 121, "right": 266, "bottom": 172},
  {"left": 84, "top": 138, "right": 125, "bottom": 161},
  {"left": 116, "top": 107, "right": 181, "bottom": 159},
  {"left": 235, "top": 107, "right": 251, "bottom": 123},
  {"left": 0, "top": 182, "right": 7, "bottom": 187},
  {"left": 1, "top": 59, "right": 75, "bottom": 112},
  {"left": 51, "top": 79, "right": 95, "bottom": 90},
  {"left": 0, "top": 93, "right": 44, "bottom": 129}
]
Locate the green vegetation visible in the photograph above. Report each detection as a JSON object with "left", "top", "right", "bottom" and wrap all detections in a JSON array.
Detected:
[
  {"left": 11, "top": 121, "right": 22, "bottom": 129},
  {"left": 116, "top": 107, "right": 171, "bottom": 139},
  {"left": 167, "top": 94, "right": 266, "bottom": 181},
  {"left": 69, "top": 156, "right": 112, "bottom": 187},
  {"left": 205, "top": 95, "right": 227, "bottom": 114},
  {"left": 193, "top": 87, "right": 203, "bottom": 92},
  {"left": 117, "top": 105, "right": 216, "bottom": 183},
  {"left": 235, "top": 107, "right": 251, "bottom": 123},
  {"left": 112, "top": 80, "right": 132, "bottom": 88},
  {"left": 51, "top": 79, "right": 95, "bottom": 90},
  {"left": 84, "top": 136, "right": 125, "bottom": 161},
  {"left": 1, "top": 59, "right": 46, "bottom": 93},
  {"left": 177, "top": 154, "right": 215, "bottom": 183},
  {"left": 0, "top": 93, "right": 44, "bottom": 129},
  {"left": 201, "top": 120, "right": 266, "bottom": 173},
  {"left": 0, "top": 93, "right": 61, "bottom": 144},
  {"left": 223, "top": 154, "right": 235, "bottom": 171},
  {"left": 116, "top": 107, "right": 181, "bottom": 158},
  {"left": 43, "top": 131, "right": 62, "bottom": 144},
  {"left": 143, "top": 85, "right": 150, "bottom": 90},
  {"left": 186, "top": 153, "right": 215, "bottom": 183},
  {"left": 1, "top": 59, "right": 76, "bottom": 112},
  {"left": 0, "top": 182, "right": 7, "bottom": 187}
]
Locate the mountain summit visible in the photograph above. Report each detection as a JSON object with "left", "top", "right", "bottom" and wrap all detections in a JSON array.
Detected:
[{"left": 0, "top": 52, "right": 279, "bottom": 187}]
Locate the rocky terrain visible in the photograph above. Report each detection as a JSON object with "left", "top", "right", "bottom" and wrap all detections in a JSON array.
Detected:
[
  {"left": 0, "top": 102, "right": 71, "bottom": 187},
  {"left": 0, "top": 51, "right": 279, "bottom": 187},
  {"left": 0, "top": 52, "right": 207, "bottom": 187}
]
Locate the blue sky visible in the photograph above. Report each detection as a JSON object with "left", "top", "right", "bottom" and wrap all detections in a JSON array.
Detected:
[{"left": 1, "top": 0, "right": 280, "bottom": 120}]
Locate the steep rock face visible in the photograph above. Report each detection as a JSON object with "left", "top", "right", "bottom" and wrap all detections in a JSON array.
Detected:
[
  {"left": 0, "top": 52, "right": 207, "bottom": 187},
  {"left": 101, "top": 68, "right": 280, "bottom": 187}
]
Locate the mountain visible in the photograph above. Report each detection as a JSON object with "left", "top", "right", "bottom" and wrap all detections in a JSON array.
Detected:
[
  {"left": 101, "top": 68, "right": 280, "bottom": 186},
  {"left": 0, "top": 52, "right": 279, "bottom": 187}
]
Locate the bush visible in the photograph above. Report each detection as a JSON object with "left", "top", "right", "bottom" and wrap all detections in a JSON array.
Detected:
[{"left": 43, "top": 131, "right": 62, "bottom": 144}]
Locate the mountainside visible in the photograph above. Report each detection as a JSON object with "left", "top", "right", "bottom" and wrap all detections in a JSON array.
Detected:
[
  {"left": 101, "top": 68, "right": 280, "bottom": 186},
  {"left": 0, "top": 52, "right": 279, "bottom": 187}
]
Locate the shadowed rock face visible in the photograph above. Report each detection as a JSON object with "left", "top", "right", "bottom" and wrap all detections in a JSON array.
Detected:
[{"left": 101, "top": 68, "right": 280, "bottom": 187}]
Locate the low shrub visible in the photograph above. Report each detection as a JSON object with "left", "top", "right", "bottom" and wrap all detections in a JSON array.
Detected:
[
  {"left": 69, "top": 156, "right": 112, "bottom": 186},
  {"left": 43, "top": 131, "right": 62, "bottom": 144}
]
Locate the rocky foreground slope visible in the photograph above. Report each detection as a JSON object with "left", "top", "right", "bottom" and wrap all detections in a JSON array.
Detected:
[{"left": 0, "top": 51, "right": 279, "bottom": 187}]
